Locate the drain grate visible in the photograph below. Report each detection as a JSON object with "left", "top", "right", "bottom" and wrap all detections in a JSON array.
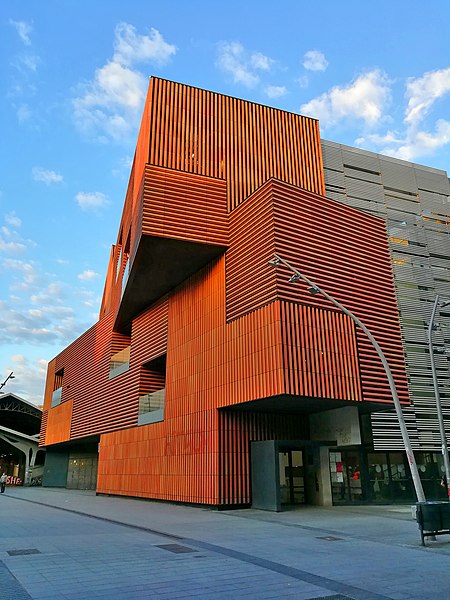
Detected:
[
  {"left": 155, "top": 543, "right": 197, "bottom": 554},
  {"left": 316, "top": 536, "right": 344, "bottom": 542},
  {"left": 7, "top": 549, "right": 41, "bottom": 556}
]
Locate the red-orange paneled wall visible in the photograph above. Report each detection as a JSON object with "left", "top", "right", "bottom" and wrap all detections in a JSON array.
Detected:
[
  {"left": 281, "top": 302, "right": 362, "bottom": 401},
  {"left": 97, "top": 257, "right": 287, "bottom": 503},
  {"left": 40, "top": 298, "right": 169, "bottom": 447},
  {"left": 99, "top": 77, "right": 324, "bottom": 320},
  {"left": 227, "top": 178, "right": 409, "bottom": 406},
  {"left": 145, "top": 78, "right": 325, "bottom": 211},
  {"left": 45, "top": 400, "right": 73, "bottom": 445},
  {"left": 142, "top": 165, "right": 228, "bottom": 245}
]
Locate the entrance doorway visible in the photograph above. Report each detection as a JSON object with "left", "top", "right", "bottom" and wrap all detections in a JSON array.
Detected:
[
  {"left": 330, "top": 449, "right": 364, "bottom": 504},
  {"left": 67, "top": 454, "right": 98, "bottom": 490},
  {"left": 279, "top": 450, "right": 306, "bottom": 505}
]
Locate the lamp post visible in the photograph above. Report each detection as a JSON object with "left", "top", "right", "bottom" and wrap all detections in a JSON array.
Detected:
[
  {"left": 0, "top": 372, "right": 15, "bottom": 393},
  {"left": 269, "top": 253, "right": 426, "bottom": 503},
  {"left": 427, "top": 295, "right": 450, "bottom": 501}
]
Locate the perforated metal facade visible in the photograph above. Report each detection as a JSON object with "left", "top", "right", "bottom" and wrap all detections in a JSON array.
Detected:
[{"left": 322, "top": 139, "right": 450, "bottom": 451}]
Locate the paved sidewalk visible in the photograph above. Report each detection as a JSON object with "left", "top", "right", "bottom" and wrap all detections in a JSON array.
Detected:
[{"left": 0, "top": 487, "right": 449, "bottom": 599}]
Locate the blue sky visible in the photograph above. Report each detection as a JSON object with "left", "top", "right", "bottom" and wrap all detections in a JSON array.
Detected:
[{"left": 2, "top": 1, "right": 450, "bottom": 404}]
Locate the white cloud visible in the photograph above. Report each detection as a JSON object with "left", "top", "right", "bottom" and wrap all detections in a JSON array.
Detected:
[
  {"left": 404, "top": 67, "right": 450, "bottom": 126},
  {"left": 5, "top": 212, "right": 22, "bottom": 228},
  {"left": 9, "top": 20, "right": 32, "bottom": 46},
  {"left": 303, "top": 50, "right": 328, "bottom": 72},
  {"left": 250, "top": 52, "right": 273, "bottom": 71},
  {"left": 3, "top": 259, "right": 40, "bottom": 289},
  {"left": 73, "top": 23, "right": 176, "bottom": 142},
  {"left": 216, "top": 42, "right": 274, "bottom": 87},
  {"left": 380, "top": 119, "right": 450, "bottom": 161},
  {"left": 300, "top": 69, "right": 390, "bottom": 127},
  {"left": 355, "top": 67, "right": 450, "bottom": 162},
  {"left": 78, "top": 269, "right": 99, "bottom": 281},
  {"left": 113, "top": 22, "right": 176, "bottom": 67},
  {"left": 0, "top": 216, "right": 32, "bottom": 255},
  {"left": 265, "top": 85, "right": 287, "bottom": 99},
  {"left": 0, "top": 239, "right": 27, "bottom": 253},
  {"left": 0, "top": 219, "right": 29, "bottom": 254},
  {"left": 16, "top": 54, "right": 39, "bottom": 72},
  {"left": 32, "top": 167, "right": 64, "bottom": 185},
  {"left": 0, "top": 278, "right": 88, "bottom": 347},
  {"left": 75, "top": 191, "right": 109, "bottom": 211}
]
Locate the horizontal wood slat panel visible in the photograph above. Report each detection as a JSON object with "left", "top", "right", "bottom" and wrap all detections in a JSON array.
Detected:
[
  {"left": 227, "top": 177, "right": 409, "bottom": 406},
  {"left": 142, "top": 165, "right": 228, "bottom": 245}
]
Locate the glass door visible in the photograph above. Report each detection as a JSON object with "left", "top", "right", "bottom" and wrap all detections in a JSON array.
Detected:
[
  {"left": 330, "top": 449, "right": 364, "bottom": 504},
  {"left": 279, "top": 450, "right": 305, "bottom": 505}
]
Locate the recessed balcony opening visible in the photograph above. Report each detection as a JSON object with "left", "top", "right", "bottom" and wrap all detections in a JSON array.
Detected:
[
  {"left": 138, "top": 355, "right": 166, "bottom": 425},
  {"left": 109, "top": 343, "right": 131, "bottom": 379},
  {"left": 51, "top": 368, "right": 64, "bottom": 408}
]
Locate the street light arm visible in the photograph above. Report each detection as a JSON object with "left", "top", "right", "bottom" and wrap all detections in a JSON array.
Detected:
[
  {"left": 427, "top": 294, "right": 450, "bottom": 501},
  {"left": 0, "top": 372, "right": 15, "bottom": 392},
  {"left": 269, "top": 253, "right": 426, "bottom": 503}
]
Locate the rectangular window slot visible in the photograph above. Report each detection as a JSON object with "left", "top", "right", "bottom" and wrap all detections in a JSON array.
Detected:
[{"left": 109, "top": 345, "right": 130, "bottom": 379}]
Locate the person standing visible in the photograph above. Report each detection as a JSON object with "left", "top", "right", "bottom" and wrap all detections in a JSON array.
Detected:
[{"left": 0, "top": 472, "right": 7, "bottom": 493}]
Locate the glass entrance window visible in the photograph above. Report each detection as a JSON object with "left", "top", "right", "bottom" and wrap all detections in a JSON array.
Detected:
[
  {"left": 330, "top": 450, "right": 363, "bottom": 504},
  {"left": 279, "top": 450, "right": 305, "bottom": 505},
  {"left": 368, "top": 453, "right": 390, "bottom": 502},
  {"left": 367, "top": 452, "right": 414, "bottom": 503}
]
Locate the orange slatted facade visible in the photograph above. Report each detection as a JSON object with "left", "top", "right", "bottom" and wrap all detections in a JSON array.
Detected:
[
  {"left": 42, "top": 78, "right": 409, "bottom": 508},
  {"left": 227, "top": 178, "right": 408, "bottom": 406}
]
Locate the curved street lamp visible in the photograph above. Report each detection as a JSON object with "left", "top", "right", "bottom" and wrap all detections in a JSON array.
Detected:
[
  {"left": 269, "top": 253, "right": 426, "bottom": 503},
  {"left": 0, "top": 372, "right": 15, "bottom": 393},
  {"left": 427, "top": 295, "right": 450, "bottom": 501}
]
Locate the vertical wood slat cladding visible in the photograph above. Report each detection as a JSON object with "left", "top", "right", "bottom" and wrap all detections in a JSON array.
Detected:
[
  {"left": 280, "top": 302, "right": 362, "bottom": 401},
  {"left": 146, "top": 78, "right": 324, "bottom": 211},
  {"left": 99, "top": 75, "right": 323, "bottom": 327},
  {"left": 218, "top": 410, "right": 309, "bottom": 505},
  {"left": 98, "top": 408, "right": 219, "bottom": 504},
  {"left": 227, "top": 177, "right": 409, "bottom": 406},
  {"left": 98, "top": 258, "right": 284, "bottom": 503},
  {"left": 142, "top": 165, "right": 228, "bottom": 245}
]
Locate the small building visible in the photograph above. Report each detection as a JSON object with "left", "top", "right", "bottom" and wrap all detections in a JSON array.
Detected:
[{"left": 0, "top": 393, "right": 44, "bottom": 485}]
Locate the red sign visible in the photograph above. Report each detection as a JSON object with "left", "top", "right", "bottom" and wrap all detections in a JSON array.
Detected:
[{"left": 6, "top": 476, "right": 22, "bottom": 485}]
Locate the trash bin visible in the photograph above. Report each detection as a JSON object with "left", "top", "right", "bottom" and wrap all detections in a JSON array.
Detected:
[
  {"left": 415, "top": 501, "right": 450, "bottom": 545},
  {"left": 441, "top": 503, "right": 450, "bottom": 529}
]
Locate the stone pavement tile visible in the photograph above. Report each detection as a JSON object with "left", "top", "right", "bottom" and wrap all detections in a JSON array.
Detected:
[{"left": 5, "top": 490, "right": 450, "bottom": 600}]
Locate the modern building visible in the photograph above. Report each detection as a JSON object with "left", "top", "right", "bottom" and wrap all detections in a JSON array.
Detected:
[
  {"left": 40, "top": 78, "right": 449, "bottom": 508},
  {"left": 0, "top": 392, "right": 44, "bottom": 485}
]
